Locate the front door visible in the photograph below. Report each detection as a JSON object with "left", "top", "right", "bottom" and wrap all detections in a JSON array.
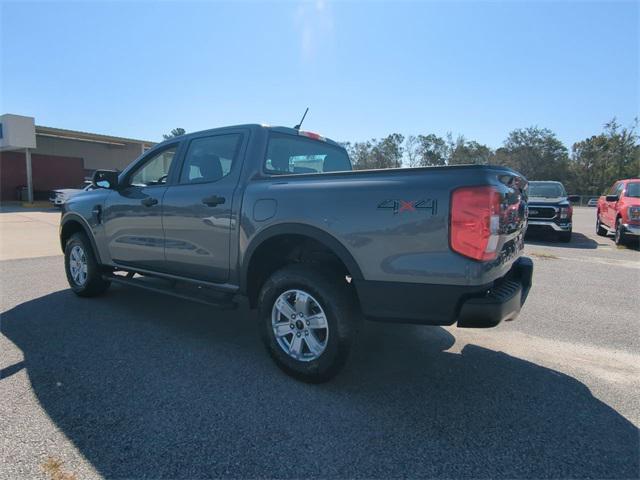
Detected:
[
  {"left": 604, "top": 182, "right": 623, "bottom": 227},
  {"left": 103, "top": 144, "right": 179, "bottom": 270},
  {"left": 161, "top": 132, "right": 244, "bottom": 283}
]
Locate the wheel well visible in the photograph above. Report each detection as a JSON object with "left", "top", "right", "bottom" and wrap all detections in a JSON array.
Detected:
[
  {"left": 245, "top": 234, "right": 353, "bottom": 308},
  {"left": 60, "top": 220, "right": 85, "bottom": 253}
]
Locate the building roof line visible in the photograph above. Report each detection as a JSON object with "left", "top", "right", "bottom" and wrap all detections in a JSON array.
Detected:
[{"left": 35, "top": 125, "right": 156, "bottom": 146}]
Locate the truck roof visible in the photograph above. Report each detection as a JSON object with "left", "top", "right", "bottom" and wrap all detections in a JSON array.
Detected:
[{"left": 157, "top": 124, "right": 345, "bottom": 149}]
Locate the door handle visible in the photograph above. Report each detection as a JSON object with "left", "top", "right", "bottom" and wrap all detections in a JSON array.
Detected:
[
  {"left": 202, "top": 195, "right": 226, "bottom": 207},
  {"left": 141, "top": 197, "right": 158, "bottom": 207}
]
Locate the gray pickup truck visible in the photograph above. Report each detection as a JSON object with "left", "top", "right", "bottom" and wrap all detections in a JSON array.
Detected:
[{"left": 60, "top": 124, "right": 533, "bottom": 381}]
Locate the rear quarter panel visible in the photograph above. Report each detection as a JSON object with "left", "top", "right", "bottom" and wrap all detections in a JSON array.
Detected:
[{"left": 240, "top": 166, "right": 526, "bottom": 287}]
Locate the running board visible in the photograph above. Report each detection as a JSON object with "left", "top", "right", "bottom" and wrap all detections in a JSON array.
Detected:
[{"left": 104, "top": 273, "right": 238, "bottom": 310}]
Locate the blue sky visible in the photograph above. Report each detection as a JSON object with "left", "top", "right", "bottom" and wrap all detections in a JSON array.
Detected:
[{"left": 1, "top": 1, "right": 638, "bottom": 148}]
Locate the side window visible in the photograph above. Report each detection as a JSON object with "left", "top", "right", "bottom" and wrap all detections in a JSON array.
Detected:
[
  {"left": 615, "top": 182, "right": 625, "bottom": 196},
  {"left": 265, "top": 133, "right": 352, "bottom": 175},
  {"left": 129, "top": 146, "right": 177, "bottom": 187},
  {"left": 608, "top": 182, "right": 620, "bottom": 195},
  {"left": 179, "top": 134, "right": 241, "bottom": 184}
]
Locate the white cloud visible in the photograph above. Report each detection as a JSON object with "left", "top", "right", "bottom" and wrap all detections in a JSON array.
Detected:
[{"left": 294, "top": 0, "right": 334, "bottom": 61}]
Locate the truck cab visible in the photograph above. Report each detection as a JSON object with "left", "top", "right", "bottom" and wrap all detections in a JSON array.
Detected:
[
  {"left": 597, "top": 179, "right": 640, "bottom": 245},
  {"left": 526, "top": 181, "right": 577, "bottom": 242}
]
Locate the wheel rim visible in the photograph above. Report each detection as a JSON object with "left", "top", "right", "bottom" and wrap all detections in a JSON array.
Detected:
[
  {"left": 271, "top": 289, "right": 329, "bottom": 362},
  {"left": 69, "top": 245, "right": 88, "bottom": 286},
  {"left": 615, "top": 221, "right": 621, "bottom": 243}
]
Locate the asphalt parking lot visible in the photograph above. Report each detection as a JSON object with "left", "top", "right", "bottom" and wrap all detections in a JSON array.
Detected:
[{"left": 1, "top": 206, "right": 638, "bottom": 479}]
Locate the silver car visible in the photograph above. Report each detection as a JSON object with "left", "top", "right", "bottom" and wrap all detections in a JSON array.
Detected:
[{"left": 50, "top": 182, "right": 94, "bottom": 207}]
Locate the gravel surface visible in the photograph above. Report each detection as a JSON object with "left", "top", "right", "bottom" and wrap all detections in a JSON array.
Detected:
[{"left": 1, "top": 207, "right": 638, "bottom": 479}]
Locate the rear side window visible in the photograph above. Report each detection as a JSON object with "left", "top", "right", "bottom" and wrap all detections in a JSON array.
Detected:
[
  {"left": 265, "top": 133, "right": 352, "bottom": 175},
  {"left": 180, "top": 134, "right": 241, "bottom": 184}
]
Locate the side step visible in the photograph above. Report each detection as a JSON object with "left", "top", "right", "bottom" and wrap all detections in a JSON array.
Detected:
[{"left": 103, "top": 273, "right": 238, "bottom": 310}]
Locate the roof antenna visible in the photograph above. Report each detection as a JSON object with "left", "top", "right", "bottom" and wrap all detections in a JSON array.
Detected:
[{"left": 294, "top": 107, "right": 309, "bottom": 130}]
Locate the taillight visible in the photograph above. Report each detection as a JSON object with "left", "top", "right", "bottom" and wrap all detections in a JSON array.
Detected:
[
  {"left": 450, "top": 186, "right": 501, "bottom": 261},
  {"left": 299, "top": 130, "right": 325, "bottom": 141}
]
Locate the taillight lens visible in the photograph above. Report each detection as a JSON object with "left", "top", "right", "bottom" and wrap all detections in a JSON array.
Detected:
[{"left": 450, "top": 186, "right": 501, "bottom": 261}]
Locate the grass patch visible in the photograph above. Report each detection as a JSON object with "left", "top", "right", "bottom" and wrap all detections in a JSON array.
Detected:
[{"left": 42, "top": 457, "right": 77, "bottom": 480}]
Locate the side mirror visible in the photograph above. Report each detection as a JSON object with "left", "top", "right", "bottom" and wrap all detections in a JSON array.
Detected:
[
  {"left": 93, "top": 170, "right": 119, "bottom": 190},
  {"left": 568, "top": 195, "right": 580, "bottom": 203},
  {"left": 605, "top": 194, "right": 619, "bottom": 202}
]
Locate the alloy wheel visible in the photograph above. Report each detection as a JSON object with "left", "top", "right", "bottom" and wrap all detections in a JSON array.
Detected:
[
  {"left": 69, "top": 245, "right": 88, "bottom": 286},
  {"left": 271, "top": 289, "right": 329, "bottom": 362}
]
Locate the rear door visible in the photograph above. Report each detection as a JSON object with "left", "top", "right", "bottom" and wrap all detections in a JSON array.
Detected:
[{"left": 161, "top": 131, "right": 245, "bottom": 283}]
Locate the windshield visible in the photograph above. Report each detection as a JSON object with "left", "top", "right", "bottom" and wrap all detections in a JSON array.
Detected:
[
  {"left": 528, "top": 182, "right": 566, "bottom": 198},
  {"left": 626, "top": 182, "right": 640, "bottom": 198}
]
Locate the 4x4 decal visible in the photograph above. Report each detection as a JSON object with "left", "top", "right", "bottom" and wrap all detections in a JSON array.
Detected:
[{"left": 377, "top": 199, "right": 438, "bottom": 215}]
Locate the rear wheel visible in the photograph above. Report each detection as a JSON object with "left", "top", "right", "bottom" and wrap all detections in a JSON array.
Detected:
[
  {"left": 64, "top": 232, "right": 111, "bottom": 297},
  {"left": 596, "top": 215, "right": 608, "bottom": 236},
  {"left": 258, "top": 264, "right": 357, "bottom": 382}
]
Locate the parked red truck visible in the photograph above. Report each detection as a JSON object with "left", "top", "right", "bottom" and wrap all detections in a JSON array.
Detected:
[{"left": 596, "top": 178, "right": 640, "bottom": 245}]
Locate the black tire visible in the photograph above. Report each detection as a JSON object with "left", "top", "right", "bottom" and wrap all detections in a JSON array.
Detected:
[
  {"left": 596, "top": 215, "right": 608, "bottom": 236},
  {"left": 258, "top": 264, "right": 358, "bottom": 383},
  {"left": 614, "top": 217, "right": 627, "bottom": 246},
  {"left": 64, "top": 232, "right": 111, "bottom": 297},
  {"left": 558, "top": 230, "right": 572, "bottom": 243}
]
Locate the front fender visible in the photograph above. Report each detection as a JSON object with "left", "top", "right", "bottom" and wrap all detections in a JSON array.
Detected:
[{"left": 60, "top": 212, "right": 104, "bottom": 264}]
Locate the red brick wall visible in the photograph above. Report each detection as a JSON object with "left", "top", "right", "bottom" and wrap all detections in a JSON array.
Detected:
[{"left": 0, "top": 151, "right": 85, "bottom": 201}]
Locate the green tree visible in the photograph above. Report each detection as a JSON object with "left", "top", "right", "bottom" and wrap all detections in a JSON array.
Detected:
[
  {"left": 345, "top": 140, "right": 373, "bottom": 170},
  {"left": 404, "top": 135, "right": 420, "bottom": 167},
  {"left": 447, "top": 134, "right": 492, "bottom": 165},
  {"left": 162, "top": 127, "right": 186, "bottom": 140},
  {"left": 345, "top": 134, "right": 405, "bottom": 170},
  {"left": 370, "top": 133, "right": 404, "bottom": 169},
  {"left": 570, "top": 118, "right": 639, "bottom": 195},
  {"left": 416, "top": 133, "right": 448, "bottom": 166},
  {"left": 493, "top": 127, "right": 569, "bottom": 181}
]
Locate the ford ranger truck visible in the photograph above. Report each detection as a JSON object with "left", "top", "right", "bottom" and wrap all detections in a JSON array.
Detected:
[
  {"left": 597, "top": 178, "right": 640, "bottom": 245},
  {"left": 526, "top": 180, "right": 579, "bottom": 242},
  {"left": 59, "top": 124, "right": 533, "bottom": 382}
]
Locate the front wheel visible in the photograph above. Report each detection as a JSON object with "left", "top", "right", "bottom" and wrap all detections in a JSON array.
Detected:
[
  {"left": 614, "top": 218, "right": 627, "bottom": 246},
  {"left": 258, "top": 264, "right": 358, "bottom": 383},
  {"left": 64, "top": 232, "right": 111, "bottom": 297}
]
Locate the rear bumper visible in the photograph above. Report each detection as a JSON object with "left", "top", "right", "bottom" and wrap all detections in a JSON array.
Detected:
[
  {"left": 457, "top": 256, "right": 533, "bottom": 328},
  {"left": 527, "top": 220, "right": 571, "bottom": 232},
  {"left": 355, "top": 256, "right": 533, "bottom": 327}
]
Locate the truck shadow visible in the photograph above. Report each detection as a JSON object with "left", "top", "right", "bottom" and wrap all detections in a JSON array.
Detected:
[{"left": 1, "top": 287, "right": 637, "bottom": 479}]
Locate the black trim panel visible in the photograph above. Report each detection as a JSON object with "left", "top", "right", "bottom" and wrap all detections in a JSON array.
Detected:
[
  {"left": 60, "top": 213, "right": 102, "bottom": 264},
  {"left": 241, "top": 223, "right": 364, "bottom": 293},
  {"left": 355, "top": 256, "right": 533, "bottom": 327},
  {"left": 354, "top": 279, "right": 489, "bottom": 325}
]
